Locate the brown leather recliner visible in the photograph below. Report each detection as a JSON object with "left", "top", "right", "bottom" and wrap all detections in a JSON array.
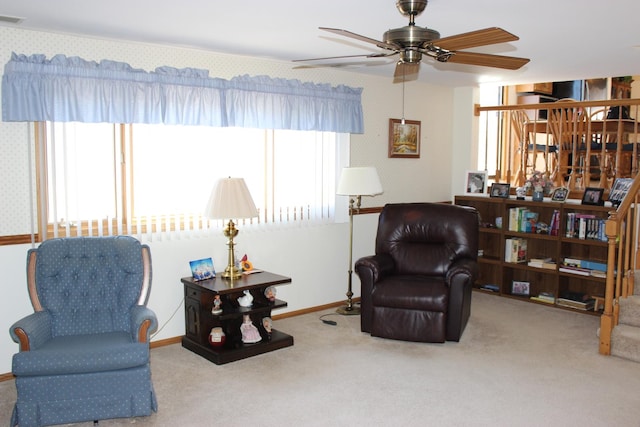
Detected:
[{"left": 355, "top": 203, "right": 479, "bottom": 343}]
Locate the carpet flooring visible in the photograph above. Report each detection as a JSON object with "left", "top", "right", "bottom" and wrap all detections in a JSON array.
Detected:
[{"left": 2, "top": 292, "right": 640, "bottom": 426}]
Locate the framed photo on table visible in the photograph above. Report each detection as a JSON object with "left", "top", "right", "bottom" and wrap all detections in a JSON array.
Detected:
[
  {"left": 388, "top": 118, "right": 421, "bottom": 158},
  {"left": 189, "top": 257, "right": 215, "bottom": 281}
]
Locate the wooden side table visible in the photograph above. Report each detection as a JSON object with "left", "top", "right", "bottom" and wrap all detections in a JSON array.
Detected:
[{"left": 181, "top": 271, "right": 293, "bottom": 365}]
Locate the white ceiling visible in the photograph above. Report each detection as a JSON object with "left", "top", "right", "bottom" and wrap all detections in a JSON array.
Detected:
[{"left": 1, "top": 0, "right": 639, "bottom": 87}]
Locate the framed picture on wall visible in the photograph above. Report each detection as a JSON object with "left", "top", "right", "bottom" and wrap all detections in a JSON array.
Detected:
[
  {"left": 388, "top": 118, "right": 421, "bottom": 158},
  {"left": 465, "top": 170, "right": 487, "bottom": 194}
]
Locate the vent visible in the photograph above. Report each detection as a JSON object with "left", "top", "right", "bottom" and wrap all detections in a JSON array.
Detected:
[{"left": 0, "top": 15, "right": 24, "bottom": 24}]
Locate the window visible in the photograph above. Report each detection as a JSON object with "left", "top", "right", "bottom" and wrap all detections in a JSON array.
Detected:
[{"left": 39, "top": 122, "right": 344, "bottom": 239}]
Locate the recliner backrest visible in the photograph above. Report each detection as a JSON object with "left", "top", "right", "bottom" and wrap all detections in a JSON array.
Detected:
[
  {"left": 29, "top": 236, "right": 147, "bottom": 337},
  {"left": 375, "top": 203, "right": 478, "bottom": 276}
]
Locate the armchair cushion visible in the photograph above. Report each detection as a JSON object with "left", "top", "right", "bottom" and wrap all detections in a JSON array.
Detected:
[{"left": 12, "top": 332, "right": 149, "bottom": 376}]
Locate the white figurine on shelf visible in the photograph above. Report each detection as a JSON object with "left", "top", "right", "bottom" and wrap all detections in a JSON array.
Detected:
[
  {"left": 237, "top": 290, "right": 253, "bottom": 307},
  {"left": 240, "top": 314, "right": 261, "bottom": 344}
]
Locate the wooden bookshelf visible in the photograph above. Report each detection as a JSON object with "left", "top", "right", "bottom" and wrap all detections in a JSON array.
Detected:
[{"left": 455, "top": 194, "right": 613, "bottom": 315}]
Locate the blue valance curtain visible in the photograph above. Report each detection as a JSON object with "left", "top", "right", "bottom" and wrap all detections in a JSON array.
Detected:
[{"left": 1, "top": 53, "right": 364, "bottom": 133}]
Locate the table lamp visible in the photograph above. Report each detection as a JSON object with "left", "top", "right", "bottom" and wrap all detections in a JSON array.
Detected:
[
  {"left": 204, "top": 177, "right": 258, "bottom": 279},
  {"left": 336, "top": 166, "right": 383, "bottom": 315}
]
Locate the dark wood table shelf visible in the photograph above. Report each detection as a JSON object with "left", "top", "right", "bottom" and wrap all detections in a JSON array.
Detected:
[{"left": 181, "top": 271, "right": 293, "bottom": 365}]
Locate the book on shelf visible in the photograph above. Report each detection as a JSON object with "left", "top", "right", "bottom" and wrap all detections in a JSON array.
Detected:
[
  {"left": 564, "top": 213, "right": 607, "bottom": 241},
  {"left": 530, "top": 291, "right": 555, "bottom": 304},
  {"left": 508, "top": 207, "right": 526, "bottom": 232},
  {"left": 522, "top": 211, "right": 539, "bottom": 233},
  {"left": 528, "top": 257, "right": 555, "bottom": 268},
  {"left": 560, "top": 258, "right": 609, "bottom": 277},
  {"left": 480, "top": 284, "right": 499, "bottom": 292},
  {"left": 556, "top": 297, "right": 595, "bottom": 311},
  {"left": 558, "top": 265, "right": 592, "bottom": 276},
  {"left": 549, "top": 209, "right": 560, "bottom": 236},
  {"left": 505, "top": 238, "right": 527, "bottom": 263}
]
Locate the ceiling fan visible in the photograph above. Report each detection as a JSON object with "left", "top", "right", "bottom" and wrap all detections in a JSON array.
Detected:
[{"left": 294, "top": 0, "right": 529, "bottom": 82}]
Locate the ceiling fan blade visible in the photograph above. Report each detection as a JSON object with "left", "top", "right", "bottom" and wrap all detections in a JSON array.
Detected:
[
  {"left": 393, "top": 62, "right": 420, "bottom": 83},
  {"left": 445, "top": 51, "right": 529, "bottom": 70},
  {"left": 293, "top": 60, "right": 392, "bottom": 70},
  {"left": 432, "top": 27, "right": 519, "bottom": 51},
  {"left": 319, "top": 27, "right": 399, "bottom": 50},
  {"left": 293, "top": 51, "right": 396, "bottom": 63}
]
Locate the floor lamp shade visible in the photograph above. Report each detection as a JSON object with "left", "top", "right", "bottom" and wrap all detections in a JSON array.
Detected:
[
  {"left": 204, "top": 177, "right": 258, "bottom": 279},
  {"left": 336, "top": 167, "right": 383, "bottom": 197}
]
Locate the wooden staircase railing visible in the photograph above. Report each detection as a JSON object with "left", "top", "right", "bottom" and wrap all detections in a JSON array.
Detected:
[
  {"left": 475, "top": 99, "right": 640, "bottom": 193},
  {"left": 599, "top": 177, "right": 640, "bottom": 354}
]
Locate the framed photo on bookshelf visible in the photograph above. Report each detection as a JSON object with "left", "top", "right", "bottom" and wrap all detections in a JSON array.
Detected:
[
  {"left": 465, "top": 170, "right": 487, "bottom": 194},
  {"left": 511, "top": 280, "right": 530, "bottom": 296},
  {"left": 551, "top": 187, "right": 569, "bottom": 202},
  {"left": 581, "top": 187, "right": 604, "bottom": 206},
  {"left": 489, "top": 183, "right": 510, "bottom": 198},
  {"left": 609, "top": 178, "right": 632, "bottom": 207}
]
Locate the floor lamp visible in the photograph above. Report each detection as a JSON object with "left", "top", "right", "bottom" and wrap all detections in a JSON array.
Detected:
[
  {"left": 336, "top": 167, "right": 383, "bottom": 315},
  {"left": 204, "top": 177, "right": 258, "bottom": 280}
]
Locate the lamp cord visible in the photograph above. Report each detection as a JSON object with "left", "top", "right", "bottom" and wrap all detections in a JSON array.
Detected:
[{"left": 150, "top": 295, "right": 185, "bottom": 339}]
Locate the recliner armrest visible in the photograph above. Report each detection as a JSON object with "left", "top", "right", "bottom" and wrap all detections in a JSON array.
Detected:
[
  {"left": 354, "top": 253, "right": 395, "bottom": 284},
  {"left": 10, "top": 311, "right": 52, "bottom": 351},
  {"left": 130, "top": 306, "right": 158, "bottom": 343},
  {"left": 445, "top": 258, "right": 478, "bottom": 287}
]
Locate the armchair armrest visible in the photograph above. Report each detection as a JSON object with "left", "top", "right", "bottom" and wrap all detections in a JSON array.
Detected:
[
  {"left": 354, "top": 254, "right": 395, "bottom": 284},
  {"left": 130, "top": 306, "right": 158, "bottom": 343},
  {"left": 445, "top": 258, "right": 478, "bottom": 341},
  {"left": 10, "top": 311, "right": 52, "bottom": 351},
  {"left": 445, "top": 258, "right": 478, "bottom": 287},
  {"left": 355, "top": 254, "right": 395, "bottom": 333}
]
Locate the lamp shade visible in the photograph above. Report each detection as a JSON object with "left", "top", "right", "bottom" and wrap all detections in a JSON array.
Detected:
[
  {"left": 204, "top": 177, "right": 258, "bottom": 220},
  {"left": 336, "top": 167, "right": 383, "bottom": 196}
]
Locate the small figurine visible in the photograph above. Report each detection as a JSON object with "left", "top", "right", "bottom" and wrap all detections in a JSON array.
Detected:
[
  {"left": 264, "top": 286, "right": 277, "bottom": 302},
  {"left": 240, "top": 254, "right": 254, "bottom": 272},
  {"left": 240, "top": 314, "right": 261, "bottom": 344},
  {"left": 211, "top": 294, "right": 223, "bottom": 315},
  {"left": 262, "top": 317, "right": 273, "bottom": 340},
  {"left": 237, "top": 290, "right": 253, "bottom": 307}
]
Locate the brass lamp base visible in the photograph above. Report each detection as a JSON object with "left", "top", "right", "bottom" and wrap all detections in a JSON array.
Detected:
[
  {"left": 221, "top": 265, "right": 243, "bottom": 280},
  {"left": 336, "top": 305, "right": 360, "bottom": 315},
  {"left": 221, "top": 219, "right": 243, "bottom": 280}
]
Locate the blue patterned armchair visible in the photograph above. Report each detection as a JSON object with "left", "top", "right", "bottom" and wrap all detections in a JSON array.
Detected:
[{"left": 9, "top": 236, "right": 158, "bottom": 427}]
